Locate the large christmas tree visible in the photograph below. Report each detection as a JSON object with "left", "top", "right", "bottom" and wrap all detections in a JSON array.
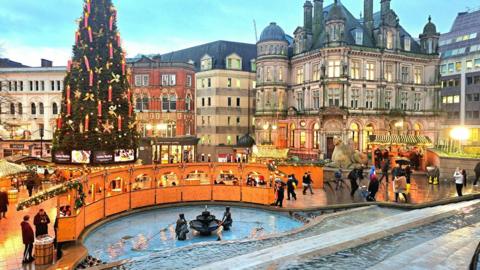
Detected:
[{"left": 54, "top": 0, "right": 138, "bottom": 155}]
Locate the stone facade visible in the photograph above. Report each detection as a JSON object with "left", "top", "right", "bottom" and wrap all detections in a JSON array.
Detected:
[{"left": 255, "top": 0, "right": 442, "bottom": 160}]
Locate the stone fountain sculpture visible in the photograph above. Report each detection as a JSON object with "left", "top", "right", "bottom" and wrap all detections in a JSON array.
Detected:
[{"left": 328, "top": 137, "right": 368, "bottom": 169}]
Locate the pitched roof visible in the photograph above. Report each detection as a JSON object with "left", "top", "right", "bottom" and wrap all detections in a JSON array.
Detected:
[
  {"left": 158, "top": 40, "right": 257, "bottom": 72},
  {"left": 0, "top": 58, "right": 28, "bottom": 68}
]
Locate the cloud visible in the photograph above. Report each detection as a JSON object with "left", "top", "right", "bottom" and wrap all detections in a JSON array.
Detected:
[
  {"left": 122, "top": 37, "right": 209, "bottom": 57},
  {"left": 0, "top": 41, "right": 71, "bottom": 67}
]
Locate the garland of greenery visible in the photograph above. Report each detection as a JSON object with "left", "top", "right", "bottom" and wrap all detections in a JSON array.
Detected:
[{"left": 16, "top": 180, "right": 86, "bottom": 211}]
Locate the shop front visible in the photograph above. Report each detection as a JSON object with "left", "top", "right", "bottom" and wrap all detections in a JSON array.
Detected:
[
  {"left": 0, "top": 140, "right": 52, "bottom": 159},
  {"left": 139, "top": 136, "right": 198, "bottom": 164}
]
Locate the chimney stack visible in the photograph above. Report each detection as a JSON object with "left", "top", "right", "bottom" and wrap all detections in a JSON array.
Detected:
[
  {"left": 313, "top": 0, "right": 324, "bottom": 42},
  {"left": 304, "top": 1, "right": 313, "bottom": 33},
  {"left": 364, "top": 0, "right": 374, "bottom": 38},
  {"left": 41, "top": 59, "right": 52, "bottom": 67}
]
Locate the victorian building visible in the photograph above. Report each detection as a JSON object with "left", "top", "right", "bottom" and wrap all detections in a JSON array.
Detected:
[
  {"left": 129, "top": 57, "right": 197, "bottom": 164},
  {"left": 255, "top": 0, "right": 442, "bottom": 159},
  {"left": 439, "top": 9, "right": 480, "bottom": 147},
  {"left": 0, "top": 59, "right": 65, "bottom": 158}
]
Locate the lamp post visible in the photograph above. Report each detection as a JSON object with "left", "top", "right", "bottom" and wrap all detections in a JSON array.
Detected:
[{"left": 450, "top": 126, "right": 469, "bottom": 153}]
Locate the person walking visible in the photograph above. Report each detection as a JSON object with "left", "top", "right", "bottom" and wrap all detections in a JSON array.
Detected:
[
  {"left": 0, "top": 188, "right": 8, "bottom": 219},
  {"left": 21, "top": 215, "right": 35, "bottom": 264},
  {"left": 405, "top": 165, "right": 412, "bottom": 193},
  {"left": 462, "top": 169, "right": 468, "bottom": 188},
  {"left": 367, "top": 173, "right": 379, "bottom": 201},
  {"left": 374, "top": 148, "right": 382, "bottom": 169},
  {"left": 302, "top": 172, "right": 314, "bottom": 195},
  {"left": 33, "top": 209, "right": 50, "bottom": 237},
  {"left": 474, "top": 162, "right": 480, "bottom": 187},
  {"left": 393, "top": 173, "right": 408, "bottom": 203},
  {"left": 379, "top": 159, "right": 390, "bottom": 183},
  {"left": 348, "top": 168, "right": 360, "bottom": 197},
  {"left": 454, "top": 168, "right": 464, "bottom": 197},
  {"left": 274, "top": 180, "right": 285, "bottom": 207},
  {"left": 26, "top": 177, "right": 35, "bottom": 197},
  {"left": 286, "top": 174, "right": 298, "bottom": 200}
]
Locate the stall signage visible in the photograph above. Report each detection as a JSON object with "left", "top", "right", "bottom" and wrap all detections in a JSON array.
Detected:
[
  {"left": 10, "top": 144, "right": 24, "bottom": 149},
  {"left": 53, "top": 151, "right": 71, "bottom": 163},
  {"left": 93, "top": 151, "right": 114, "bottom": 163}
]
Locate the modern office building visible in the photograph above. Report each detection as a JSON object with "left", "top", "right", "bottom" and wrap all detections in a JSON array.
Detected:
[
  {"left": 129, "top": 57, "right": 197, "bottom": 164},
  {"left": 439, "top": 9, "right": 480, "bottom": 146},
  {"left": 255, "top": 0, "right": 442, "bottom": 160},
  {"left": 158, "top": 41, "right": 257, "bottom": 162}
]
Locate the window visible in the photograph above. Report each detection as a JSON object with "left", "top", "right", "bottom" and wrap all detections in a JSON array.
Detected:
[
  {"left": 227, "top": 78, "right": 232, "bottom": 87},
  {"left": 453, "top": 95, "right": 460, "bottom": 103},
  {"left": 227, "top": 116, "right": 231, "bottom": 126},
  {"left": 385, "top": 64, "right": 393, "bottom": 82},
  {"left": 236, "top": 117, "right": 240, "bottom": 125},
  {"left": 186, "top": 95, "right": 192, "bottom": 111},
  {"left": 474, "top": 94, "right": 480, "bottom": 101},
  {"left": 52, "top": 103, "right": 58, "bottom": 115},
  {"left": 448, "top": 63, "right": 454, "bottom": 73},
  {"left": 142, "top": 96, "right": 149, "bottom": 111},
  {"left": 39, "top": 103, "right": 44, "bottom": 115},
  {"left": 467, "top": 60, "right": 473, "bottom": 69},
  {"left": 296, "top": 67, "right": 304, "bottom": 84},
  {"left": 57, "top": 81, "right": 61, "bottom": 91},
  {"left": 266, "top": 67, "right": 272, "bottom": 82},
  {"left": 385, "top": 91, "right": 392, "bottom": 109},
  {"left": 169, "top": 95, "right": 177, "bottom": 111},
  {"left": 236, "top": 97, "right": 240, "bottom": 107},
  {"left": 236, "top": 79, "right": 240, "bottom": 88},
  {"left": 10, "top": 103, "right": 15, "bottom": 115},
  {"left": 328, "top": 88, "right": 340, "bottom": 107},
  {"left": 201, "top": 56, "right": 212, "bottom": 71},
  {"left": 208, "top": 97, "right": 211, "bottom": 106},
  {"left": 278, "top": 67, "right": 283, "bottom": 81},
  {"left": 401, "top": 66, "right": 410, "bottom": 83},
  {"left": 386, "top": 31, "right": 394, "bottom": 49},
  {"left": 29, "top": 81, "right": 33, "bottom": 91},
  {"left": 162, "top": 95, "right": 169, "bottom": 111},
  {"left": 413, "top": 93, "right": 422, "bottom": 111},
  {"left": 251, "top": 60, "right": 256, "bottom": 72},
  {"left": 313, "top": 90, "right": 320, "bottom": 109},
  {"left": 35, "top": 81, "right": 39, "bottom": 91},
  {"left": 313, "top": 123, "right": 320, "bottom": 149},
  {"left": 186, "top": 75, "right": 192, "bottom": 87},
  {"left": 161, "top": 74, "right": 176, "bottom": 86},
  {"left": 400, "top": 92, "right": 408, "bottom": 110},
  {"left": 227, "top": 57, "right": 241, "bottom": 70},
  {"left": 467, "top": 94, "right": 473, "bottom": 102},
  {"left": 207, "top": 78, "right": 211, "bottom": 87},
  {"left": 355, "top": 31, "right": 363, "bottom": 45},
  {"left": 31, "top": 103, "right": 36, "bottom": 115},
  {"left": 475, "top": 59, "right": 480, "bottom": 68},
  {"left": 227, "top": 136, "right": 232, "bottom": 145},
  {"left": 328, "top": 60, "right": 341, "bottom": 78},
  {"left": 17, "top": 103, "right": 22, "bottom": 115},
  {"left": 207, "top": 116, "right": 211, "bottom": 125},
  {"left": 365, "top": 90, "right": 374, "bottom": 109},
  {"left": 289, "top": 124, "right": 295, "bottom": 147},
  {"left": 366, "top": 63, "right": 375, "bottom": 80},
  {"left": 414, "top": 68, "right": 422, "bottom": 84},
  {"left": 351, "top": 89, "right": 359, "bottom": 109},
  {"left": 351, "top": 61, "right": 361, "bottom": 79},
  {"left": 41, "top": 81, "right": 45, "bottom": 91},
  {"left": 201, "top": 98, "right": 205, "bottom": 107},
  {"left": 404, "top": 37, "right": 411, "bottom": 51},
  {"left": 440, "top": 65, "right": 447, "bottom": 74},
  {"left": 455, "top": 62, "right": 462, "bottom": 72},
  {"left": 313, "top": 63, "right": 320, "bottom": 81},
  {"left": 227, "top": 97, "right": 232, "bottom": 107},
  {"left": 297, "top": 91, "right": 304, "bottom": 110},
  {"left": 300, "top": 131, "right": 306, "bottom": 148},
  {"left": 51, "top": 80, "right": 55, "bottom": 91}
]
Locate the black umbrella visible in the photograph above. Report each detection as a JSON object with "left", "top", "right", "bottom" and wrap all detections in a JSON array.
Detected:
[{"left": 395, "top": 157, "right": 410, "bottom": 165}]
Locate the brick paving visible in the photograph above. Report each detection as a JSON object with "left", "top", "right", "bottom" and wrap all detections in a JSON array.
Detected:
[{"left": 1, "top": 175, "right": 479, "bottom": 270}]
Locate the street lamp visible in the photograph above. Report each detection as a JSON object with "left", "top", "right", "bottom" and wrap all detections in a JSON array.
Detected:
[{"left": 450, "top": 126, "right": 469, "bottom": 153}]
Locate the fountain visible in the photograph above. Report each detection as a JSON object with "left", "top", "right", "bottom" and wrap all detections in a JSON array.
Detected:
[{"left": 189, "top": 206, "right": 221, "bottom": 236}]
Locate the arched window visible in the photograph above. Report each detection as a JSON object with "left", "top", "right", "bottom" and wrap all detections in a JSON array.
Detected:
[
  {"left": 39, "top": 102, "right": 44, "bottom": 115},
  {"left": 18, "top": 103, "right": 23, "bottom": 115},
  {"left": 363, "top": 124, "right": 375, "bottom": 151},
  {"left": 386, "top": 31, "right": 394, "bottom": 49},
  {"left": 289, "top": 123, "right": 296, "bottom": 147},
  {"left": 10, "top": 103, "right": 15, "bottom": 115},
  {"left": 313, "top": 123, "right": 320, "bottom": 149},
  {"left": 135, "top": 96, "right": 142, "bottom": 111},
  {"left": 414, "top": 123, "right": 422, "bottom": 136},
  {"left": 162, "top": 95, "right": 169, "bottom": 111},
  {"left": 349, "top": 123, "right": 360, "bottom": 150},
  {"left": 185, "top": 95, "right": 192, "bottom": 111},
  {"left": 31, "top": 103, "right": 36, "bottom": 115},
  {"left": 142, "top": 96, "right": 149, "bottom": 111},
  {"left": 169, "top": 95, "right": 177, "bottom": 111},
  {"left": 52, "top": 102, "right": 58, "bottom": 115}
]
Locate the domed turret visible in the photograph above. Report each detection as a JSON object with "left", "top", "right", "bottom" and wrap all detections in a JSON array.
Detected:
[
  {"left": 237, "top": 134, "right": 255, "bottom": 148},
  {"left": 326, "top": 0, "right": 345, "bottom": 22},
  {"left": 423, "top": 16, "right": 437, "bottom": 35},
  {"left": 259, "top": 22, "right": 287, "bottom": 42},
  {"left": 325, "top": 0, "right": 346, "bottom": 46}
]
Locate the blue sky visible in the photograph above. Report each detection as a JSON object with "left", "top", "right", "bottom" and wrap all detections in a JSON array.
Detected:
[{"left": 0, "top": 0, "right": 476, "bottom": 66}]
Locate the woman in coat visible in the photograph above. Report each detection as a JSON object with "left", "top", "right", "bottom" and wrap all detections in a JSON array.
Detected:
[
  {"left": 454, "top": 168, "right": 464, "bottom": 197},
  {"left": 393, "top": 174, "right": 408, "bottom": 203}
]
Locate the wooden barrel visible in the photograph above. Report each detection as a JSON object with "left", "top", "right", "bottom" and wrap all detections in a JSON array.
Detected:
[
  {"left": 34, "top": 236, "right": 54, "bottom": 265},
  {"left": 7, "top": 189, "right": 18, "bottom": 203}
]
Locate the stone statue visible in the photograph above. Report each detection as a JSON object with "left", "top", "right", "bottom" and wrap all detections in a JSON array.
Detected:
[
  {"left": 175, "top": 213, "right": 189, "bottom": 241},
  {"left": 328, "top": 136, "right": 368, "bottom": 169}
]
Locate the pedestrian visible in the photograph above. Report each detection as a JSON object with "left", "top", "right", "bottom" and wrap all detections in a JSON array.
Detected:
[
  {"left": 21, "top": 215, "right": 35, "bottom": 264},
  {"left": 454, "top": 168, "right": 464, "bottom": 197},
  {"left": 286, "top": 174, "right": 297, "bottom": 200},
  {"left": 302, "top": 172, "right": 314, "bottom": 195},
  {"left": 393, "top": 173, "right": 408, "bottom": 203},
  {"left": 44, "top": 168, "right": 49, "bottom": 181},
  {"left": 474, "top": 162, "right": 480, "bottom": 187},
  {"left": 348, "top": 168, "right": 360, "bottom": 197},
  {"left": 274, "top": 180, "right": 285, "bottom": 207},
  {"left": 379, "top": 159, "right": 390, "bottom": 183},
  {"left": 367, "top": 173, "right": 379, "bottom": 201},
  {"left": 405, "top": 165, "right": 412, "bottom": 193},
  {"left": 26, "top": 177, "right": 35, "bottom": 197},
  {"left": 33, "top": 209, "right": 50, "bottom": 237},
  {"left": 53, "top": 215, "right": 63, "bottom": 259},
  {"left": 374, "top": 148, "right": 382, "bottom": 169},
  {"left": 462, "top": 169, "right": 467, "bottom": 188},
  {"left": 0, "top": 188, "right": 8, "bottom": 219}
]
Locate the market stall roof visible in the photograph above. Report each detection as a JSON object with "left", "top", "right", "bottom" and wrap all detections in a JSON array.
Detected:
[
  {"left": 0, "top": 159, "right": 28, "bottom": 178},
  {"left": 368, "top": 135, "right": 432, "bottom": 146},
  {"left": 5, "top": 155, "right": 52, "bottom": 165},
  {"left": 252, "top": 145, "right": 289, "bottom": 159}
]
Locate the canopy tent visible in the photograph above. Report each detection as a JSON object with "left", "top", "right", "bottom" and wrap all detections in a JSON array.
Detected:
[
  {"left": 368, "top": 135, "right": 432, "bottom": 146},
  {"left": 0, "top": 159, "right": 28, "bottom": 178}
]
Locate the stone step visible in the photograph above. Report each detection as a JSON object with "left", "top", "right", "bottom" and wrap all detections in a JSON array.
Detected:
[
  {"left": 368, "top": 223, "right": 480, "bottom": 270},
  {"left": 194, "top": 200, "right": 480, "bottom": 270}
]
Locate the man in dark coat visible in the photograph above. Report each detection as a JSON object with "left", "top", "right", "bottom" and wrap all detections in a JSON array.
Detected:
[
  {"left": 274, "top": 181, "right": 285, "bottom": 207},
  {"left": 33, "top": 209, "right": 50, "bottom": 237},
  {"left": 26, "top": 178, "right": 35, "bottom": 197},
  {"left": 0, "top": 188, "right": 8, "bottom": 219},
  {"left": 21, "top": 215, "right": 35, "bottom": 263},
  {"left": 367, "top": 173, "right": 380, "bottom": 201},
  {"left": 302, "top": 172, "right": 314, "bottom": 195},
  {"left": 374, "top": 148, "right": 382, "bottom": 169},
  {"left": 286, "top": 174, "right": 298, "bottom": 200},
  {"left": 474, "top": 162, "right": 480, "bottom": 186},
  {"left": 348, "top": 168, "right": 360, "bottom": 197}
]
